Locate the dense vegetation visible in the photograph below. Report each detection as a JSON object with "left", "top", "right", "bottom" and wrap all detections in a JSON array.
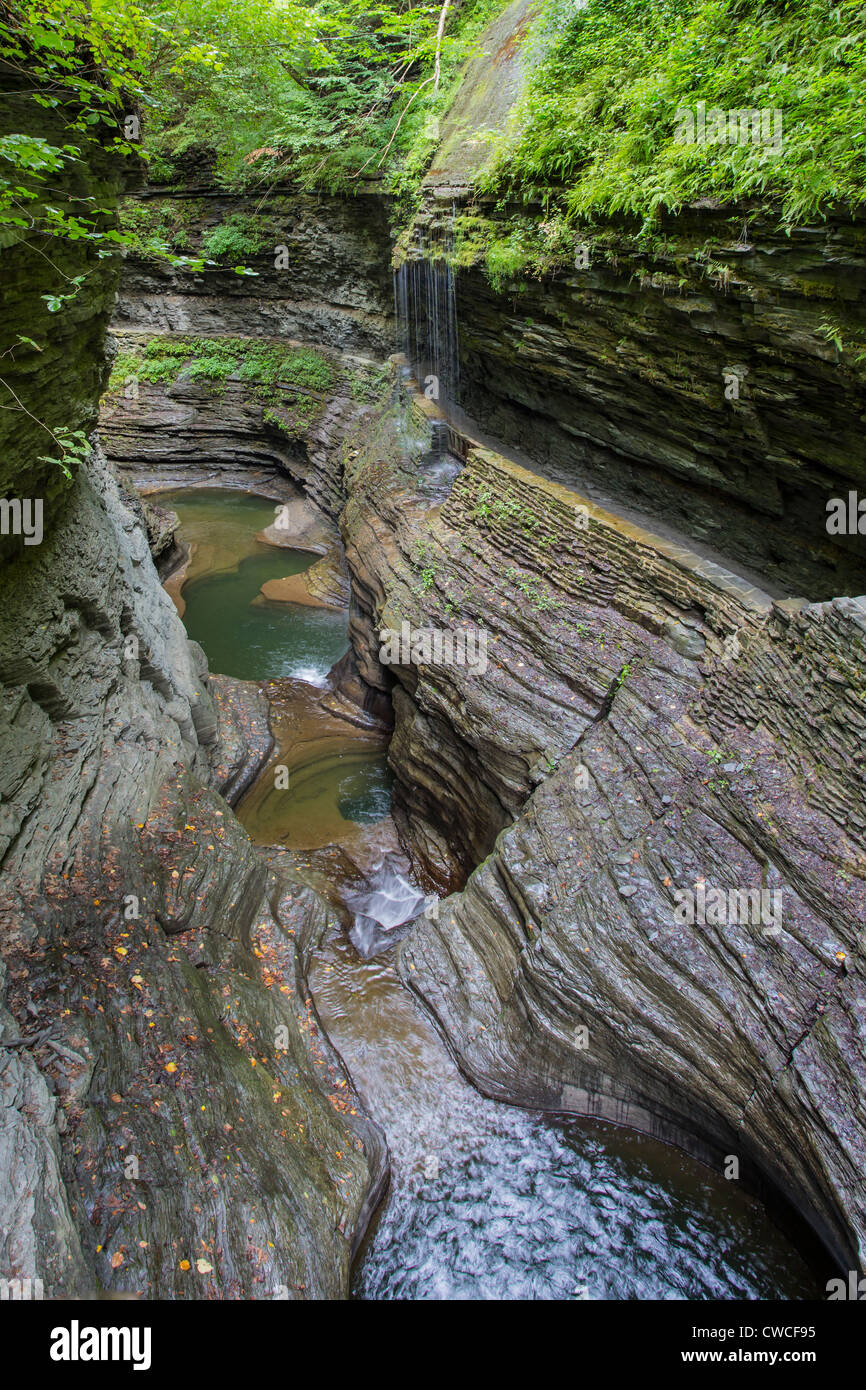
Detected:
[
  {"left": 0, "top": 0, "right": 501, "bottom": 211},
  {"left": 106, "top": 334, "right": 337, "bottom": 433},
  {"left": 108, "top": 335, "right": 335, "bottom": 390},
  {"left": 136, "top": 0, "right": 503, "bottom": 199},
  {"left": 2, "top": 0, "right": 864, "bottom": 317},
  {"left": 3, "top": 0, "right": 863, "bottom": 261},
  {"left": 480, "top": 0, "right": 866, "bottom": 226}
]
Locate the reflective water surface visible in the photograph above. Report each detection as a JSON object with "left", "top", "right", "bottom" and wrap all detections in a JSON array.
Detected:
[
  {"left": 160, "top": 489, "right": 348, "bottom": 682},
  {"left": 166, "top": 485, "right": 823, "bottom": 1302}
]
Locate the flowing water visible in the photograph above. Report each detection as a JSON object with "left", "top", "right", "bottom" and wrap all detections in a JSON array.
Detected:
[
  {"left": 394, "top": 217, "right": 460, "bottom": 410},
  {"left": 312, "top": 936, "right": 821, "bottom": 1301},
  {"left": 164, "top": 484, "right": 824, "bottom": 1301}
]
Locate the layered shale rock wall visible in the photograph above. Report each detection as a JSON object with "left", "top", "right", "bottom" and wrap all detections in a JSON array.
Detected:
[
  {"left": 95, "top": 173, "right": 866, "bottom": 1280},
  {"left": 335, "top": 389, "right": 866, "bottom": 1272},
  {"left": 0, "top": 117, "right": 385, "bottom": 1299},
  {"left": 441, "top": 205, "right": 866, "bottom": 600},
  {"left": 100, "top": 332, "right": 381, "bottom": 524},
  {"left": 115, "top": 188, "right": 393, "bottom": 357},
  {"left": 412, "top": 0, "right": 866, "bottom": 601},
  {"left": 100, "top": 186, "right": 397, "bottom": 525}
]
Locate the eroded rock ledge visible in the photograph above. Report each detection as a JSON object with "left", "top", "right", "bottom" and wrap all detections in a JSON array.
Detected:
[
  {"left": 0, "top": 126, "right": 387, "bottom": 1296},
  {"left": 412, "top": 202, "right": 866, "bottom": 600},
  {"left": 335, "top": 388, "right": 866, "bottom": 1271}
]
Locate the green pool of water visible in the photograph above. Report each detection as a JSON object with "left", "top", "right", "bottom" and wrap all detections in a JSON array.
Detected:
[
  {"left": 163, "top": 489, "right": 349, "bottom": 683},
  {"left": 243, "top": 744, "right": 394, "bottom": 849},
  {"left": 337, "top": 760, "right": 395, "bottom": 824}
]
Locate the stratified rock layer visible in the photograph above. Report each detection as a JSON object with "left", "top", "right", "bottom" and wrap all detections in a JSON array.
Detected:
[
  {"left": 444, "top": 206, "right": 866, "bottom": 599},
  {"left": 115, "top": 188, "right": 393, "bottom": 356},
  {"left": 95, "top": 176, "right": 866, "bottom": 1282},
  {"left": 336, "top": 389, "right": 866, "bottom": 1272},
  {"left": 0, "top": 441, "right": 386, "bottom": 1297},
  {"left": 0, "top": 119, "right": 386, "bottom": 1297}
]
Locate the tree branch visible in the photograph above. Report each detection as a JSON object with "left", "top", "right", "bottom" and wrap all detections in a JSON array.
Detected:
[{"left": 433, "top": 0, "right": 452, "bottom": 93}]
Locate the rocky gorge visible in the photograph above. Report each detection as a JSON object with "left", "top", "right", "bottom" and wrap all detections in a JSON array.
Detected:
[
  {"left": 0, "top": 97, "right": 387, "bottom": 1300},
  {"left": 2, "top": 0, "right": 865, "bottom": 1305},
  {"left": 99, "top": 171, "right": 866, "bottom": 1283}
]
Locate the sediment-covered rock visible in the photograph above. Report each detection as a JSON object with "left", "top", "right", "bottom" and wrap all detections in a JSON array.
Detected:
[{"left": 260, "top": 550, "right": 350, "bottom": 609}]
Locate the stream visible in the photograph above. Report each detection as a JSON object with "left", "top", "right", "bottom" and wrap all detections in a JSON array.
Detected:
[{"left": 163, "top": 485, "right": 822, "bottom": 1301}]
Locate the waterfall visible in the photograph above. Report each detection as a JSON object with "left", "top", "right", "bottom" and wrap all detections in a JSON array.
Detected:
[{"left": 393, "top": 208, "right": 460, "bottom": 412}]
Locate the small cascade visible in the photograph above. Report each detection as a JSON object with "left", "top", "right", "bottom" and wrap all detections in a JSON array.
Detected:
[
  {"left": 393, "top": 207, "right": 460, "bottom": 415},
  {"left": 429, "top": 417, "right": 450, "bottom": 455},
  {"left": 343, "top": 852, "right": 436, "bottom": 959}
]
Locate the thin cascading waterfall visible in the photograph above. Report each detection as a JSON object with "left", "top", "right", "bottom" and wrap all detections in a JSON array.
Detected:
[{"left": 393, "top": 206, "right": 460, "bottom": 419}]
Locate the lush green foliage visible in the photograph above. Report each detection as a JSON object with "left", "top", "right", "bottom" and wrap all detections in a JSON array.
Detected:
[
  {"left": 1, "top": 0, "right": 508, "bottom": 260},
  {"left": 0, "top": 1, "right": 228, "bottom": 247},
  {"left": 118, "top": 196, "right": 207, "bottom": 253},
  {"left": 200, "top": 213, "right": 271, "bottom": 260},
  {"left": 6, "top": 0, "right": 864, "bottom": 290},
  {"left": 108, "top": 335, "right": 336, "bottom": 393},
  {"left": 0, "top": 0, "right": 144, "bottom": 243},
  {"left": 107, "top": 333, "right": 336, "bottom": 435},
  {"left": 137, "top": 0, "right": 505, "bottom": 199},
  {"left": 478, "top": 0, "right": 866, "bottom": 225}
]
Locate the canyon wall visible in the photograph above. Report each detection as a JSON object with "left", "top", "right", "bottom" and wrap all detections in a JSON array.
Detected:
[
  {"left": 414, "top": 203, "right": 866, "bottom": 600},
  {"left": 412, "top": 0, "right": 866, "bottom": 601},
  {"left": 110, "top": 179, "right": 866, "bottom": 602},
  {"left": 114, "top": 187, "right": 393, "bottom": 357},
  {"left": 97, "top": 178, "right": 866, "bottom": 1277},
  {"left": 336, "top": 393, "right": 866, "bottom": 1271},
  {"left": 0, "top": 113, "right": 385, "bottom": 1299}
]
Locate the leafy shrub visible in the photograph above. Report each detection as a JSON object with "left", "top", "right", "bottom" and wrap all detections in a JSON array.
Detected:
[
  {"left": 183, "top": 354, "right": 239, "bottom": 382},
  {"left": 201, "top": 214, "right": 270, "bottom": 262},
  {"left": 485, "top": 236, "right": 530, "bottom": 291},
  {"left": 479, "top": 0, "right": 866, "bottom": 226}
]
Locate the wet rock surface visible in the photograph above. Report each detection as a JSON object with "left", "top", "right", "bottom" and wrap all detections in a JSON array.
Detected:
[
  {"left": 0, "top": 139, "right": 387, "bottom": 1295},
  {"left": 260, "top": 551, "right": 350, "bottom": 610},
  {"left": 445, "top": 207, "right": 866, "bottom": 599},
  {"left": 6, "top": 132, "right": 865, "bottom": 1297},
  {"left": 0, "top": 446, "right": 386, "bottom": 1296},
  {"left": 335, "top": 387, "right": 866, "bottom": 1271}
]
